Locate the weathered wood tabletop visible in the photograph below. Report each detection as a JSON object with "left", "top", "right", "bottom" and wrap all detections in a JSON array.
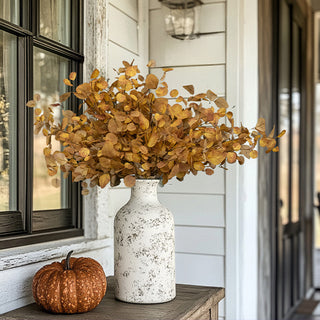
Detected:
[{"left": 1, "top": 277, "right": 224, "bottom": 320}]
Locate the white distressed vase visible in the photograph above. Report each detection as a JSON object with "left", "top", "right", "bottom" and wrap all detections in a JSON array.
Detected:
[{"left": 114, "top": 179, "right": 176, "bottom": 304}]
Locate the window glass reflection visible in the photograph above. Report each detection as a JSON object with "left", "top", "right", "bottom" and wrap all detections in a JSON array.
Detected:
[
  {"left": 0, "top": 30, "right": 17, "bottom": 212},
  {"left": 40, "top": 0, "right": 71, "bottom": 47},
  {"left": 33, "top": 47, "right": 70, "bottom": 211},
  {"left": 279, "top": 1, "right": 290, "bottom": 225},
  {"left": 0, "top": 0, "right": 20, "bottom": 25}
]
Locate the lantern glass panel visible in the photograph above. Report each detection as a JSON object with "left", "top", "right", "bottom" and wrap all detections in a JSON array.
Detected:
[{"left": 162, "top": 5, "right": 201, "bottom": 40}]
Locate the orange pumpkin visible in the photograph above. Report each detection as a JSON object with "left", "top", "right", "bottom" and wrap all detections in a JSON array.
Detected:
[{"left": 32, "top": 251, "right": 107, "bottom": 314}]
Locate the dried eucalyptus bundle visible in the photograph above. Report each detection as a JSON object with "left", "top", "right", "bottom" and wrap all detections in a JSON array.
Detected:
[{"left": 27, "top": 60, "right": 285, "bottom": 194}]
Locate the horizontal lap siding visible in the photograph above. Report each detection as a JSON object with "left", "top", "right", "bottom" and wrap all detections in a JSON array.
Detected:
[
  {"left": 108, "top": 5, "right": 138, "bottom": 54},
  {"left": 148, "top": 1, "right": 227, "bottom": 317}
]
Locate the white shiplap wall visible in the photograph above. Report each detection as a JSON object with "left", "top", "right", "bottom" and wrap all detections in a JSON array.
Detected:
[
  {"left": 107, "top": 0, "right": 148, "bottom": 81},
  {"left": 150, "top": 0, "right": 227, "bottom": 318}
]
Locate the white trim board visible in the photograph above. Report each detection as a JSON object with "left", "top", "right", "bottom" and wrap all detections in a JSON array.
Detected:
[{"left": 225, "top": 0, "right": 259, "bottom": 319}]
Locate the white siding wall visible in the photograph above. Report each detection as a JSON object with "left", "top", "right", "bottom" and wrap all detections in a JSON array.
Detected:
[{"left": 151, "top": 1, "right": 227, "bottom": 318}]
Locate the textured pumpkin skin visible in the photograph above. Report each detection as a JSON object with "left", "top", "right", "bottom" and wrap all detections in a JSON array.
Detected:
[{"left": 32, "top": 256, "right": 107, "bottom": 314}]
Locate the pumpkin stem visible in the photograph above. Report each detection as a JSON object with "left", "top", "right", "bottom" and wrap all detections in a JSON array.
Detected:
[{"left": 65, "top": 250, "right": 74, "bottom": 270}]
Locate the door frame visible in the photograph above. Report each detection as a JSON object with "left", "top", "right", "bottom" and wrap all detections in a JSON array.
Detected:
[{"left": 270, "top": 0, "right": 315, "bottom": 319}]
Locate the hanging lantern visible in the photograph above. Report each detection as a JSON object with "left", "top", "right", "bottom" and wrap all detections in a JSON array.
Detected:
[{"left": 159, "top": 0, "right": 203, "bottom": 40}]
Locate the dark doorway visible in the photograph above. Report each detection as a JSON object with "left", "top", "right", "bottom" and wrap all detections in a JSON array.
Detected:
[
  {"left": 275, "top": 0, "right": 311, "bottom": 319},
  {"left": 258, "top": 0, "right": 314, "bottom": 319}
]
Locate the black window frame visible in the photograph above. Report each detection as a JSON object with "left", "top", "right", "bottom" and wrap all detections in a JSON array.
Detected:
[{"left": 0, "top": 0, "right": 84, "bottom": 249}]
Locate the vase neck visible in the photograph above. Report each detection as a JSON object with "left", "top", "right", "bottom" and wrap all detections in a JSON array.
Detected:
[{"left": 130, "top": 180, "right": 160, "bottom": 203}]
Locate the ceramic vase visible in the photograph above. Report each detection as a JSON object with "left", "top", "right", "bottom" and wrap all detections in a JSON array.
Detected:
[{"left": 114, "top": 179, "right": 176, "bottom": 303}]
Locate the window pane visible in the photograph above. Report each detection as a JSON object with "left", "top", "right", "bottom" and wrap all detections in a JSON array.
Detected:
[
  {"left": 0, "top": 0, "right": 20, "bottom": 25},
  {"left": 278, "top": 1, "right": 290, "bottom": 225},
  {"left": 0, "top": 30, "right": 17, "bottom": 212},
  {"left": 40, "top": 0, "right": 71, "bottom": 47},
  {"left": 33, "top": 48, "right": 70, "bottom": 211},
  {"left": 291, "top": 22, "right": 301, "bottom": 223}
]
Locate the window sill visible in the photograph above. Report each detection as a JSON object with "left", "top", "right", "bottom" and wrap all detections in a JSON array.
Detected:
[{"left": 0, "top": 236, "right": 112, "bottom": 271}]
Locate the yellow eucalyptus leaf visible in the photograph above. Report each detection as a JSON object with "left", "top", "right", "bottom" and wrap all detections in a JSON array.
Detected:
[
  {"left": 207, "top": 149, "right": 226, "bottom": 166},
  {"left": 227, "top": 152, "right": 237, "bottom": 163},
  {"left": 250, "top": 150, "right": 258, "bottom": 159},
  {"left": 79, "top": 148, "right": 90, "bottom": 158},
  {"left": 170, "top": 89, "right": 179, "bottom": 98},
  {"left": 126, "top": 66, "right": 136, "bottom": 77},
  {"left": 64, "top": 79, "right": 73, "bottom": 87},
  {"left": 26, "top": 100, "right": 36, "bottom": 108},
  {"left": 69, "top": 72, "right": 77, "bottom": 80},
  {"left": 91, "top": 68, "right": 100, "bottom": 79},
  {"left": 99, "top": 173, "right": 110, "bottom": 188},
  {"left": 117, "top": 93, "right": 126, "bottom": 103}
]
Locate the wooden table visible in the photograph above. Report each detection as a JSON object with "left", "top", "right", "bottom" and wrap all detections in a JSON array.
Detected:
[{"left": 1, "top": 277, "right": 224, "bottom": 320}]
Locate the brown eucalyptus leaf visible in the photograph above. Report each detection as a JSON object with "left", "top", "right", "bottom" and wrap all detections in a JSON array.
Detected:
[
  {"left": 127, "top": 123, "right": 136, "bottom": 131},
  {"left": 124, "top": 175, "right": 136, "bottom": 188},
  {"left": 205, "top": 168, "right": 214, "bottom": 175},
  {"left": 34, "top": 94, "right": 41, "bottom": 101},
  {"left": 214, "top": 97, "right": 228, "bottom": 109},
  {"left": 139, "top": 114, "right": 149, "bottom": 130},
  {"left": 206, "top": 90, "right": 217, "bottom": 101},
  {"left": 122, "top": 61, "right": 130, "bottom": 67},
  {"left": 183, "top": 85, "right": 194, "bottom": 95},
  {"left": 268, "top": 125, "right": 275, "bottom": 138},
  {"left": 53, "top": 152, "right": 67, "bottom": 165},
  {"left": 145, "top": 74, "right": 159, "bottom": 89},
  {"left": 168, "top": 164, "right": 179, "bottom": 179},
  {"left": 105, "top": 132, "right": 118, "bottom": 144},
  {"left": 147, "top": 60, "right": 156, "bottom": 67},
  {"left": 60, "top": 92, "right": 71, "bottom": 102},
  {"left": 255, "top": 118, "right": 266, "bottom": 133},
  {"left": 193, "top": 162, "right": 204, "bottom": 171},
  {"left": 81, "top": 188, "right": 90, "bottom": 195},
  {"left": 108, "top": 119, "right": 118, "bottom": 133},
  {"left": 102, "top": 141, "right": 120, "bottom": 158},
  {"left": 147, "top": 129, "right": 159, "bottom": 148},
  {"left": 155, "top": 86, "right": 168, "bottom": 97}
]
